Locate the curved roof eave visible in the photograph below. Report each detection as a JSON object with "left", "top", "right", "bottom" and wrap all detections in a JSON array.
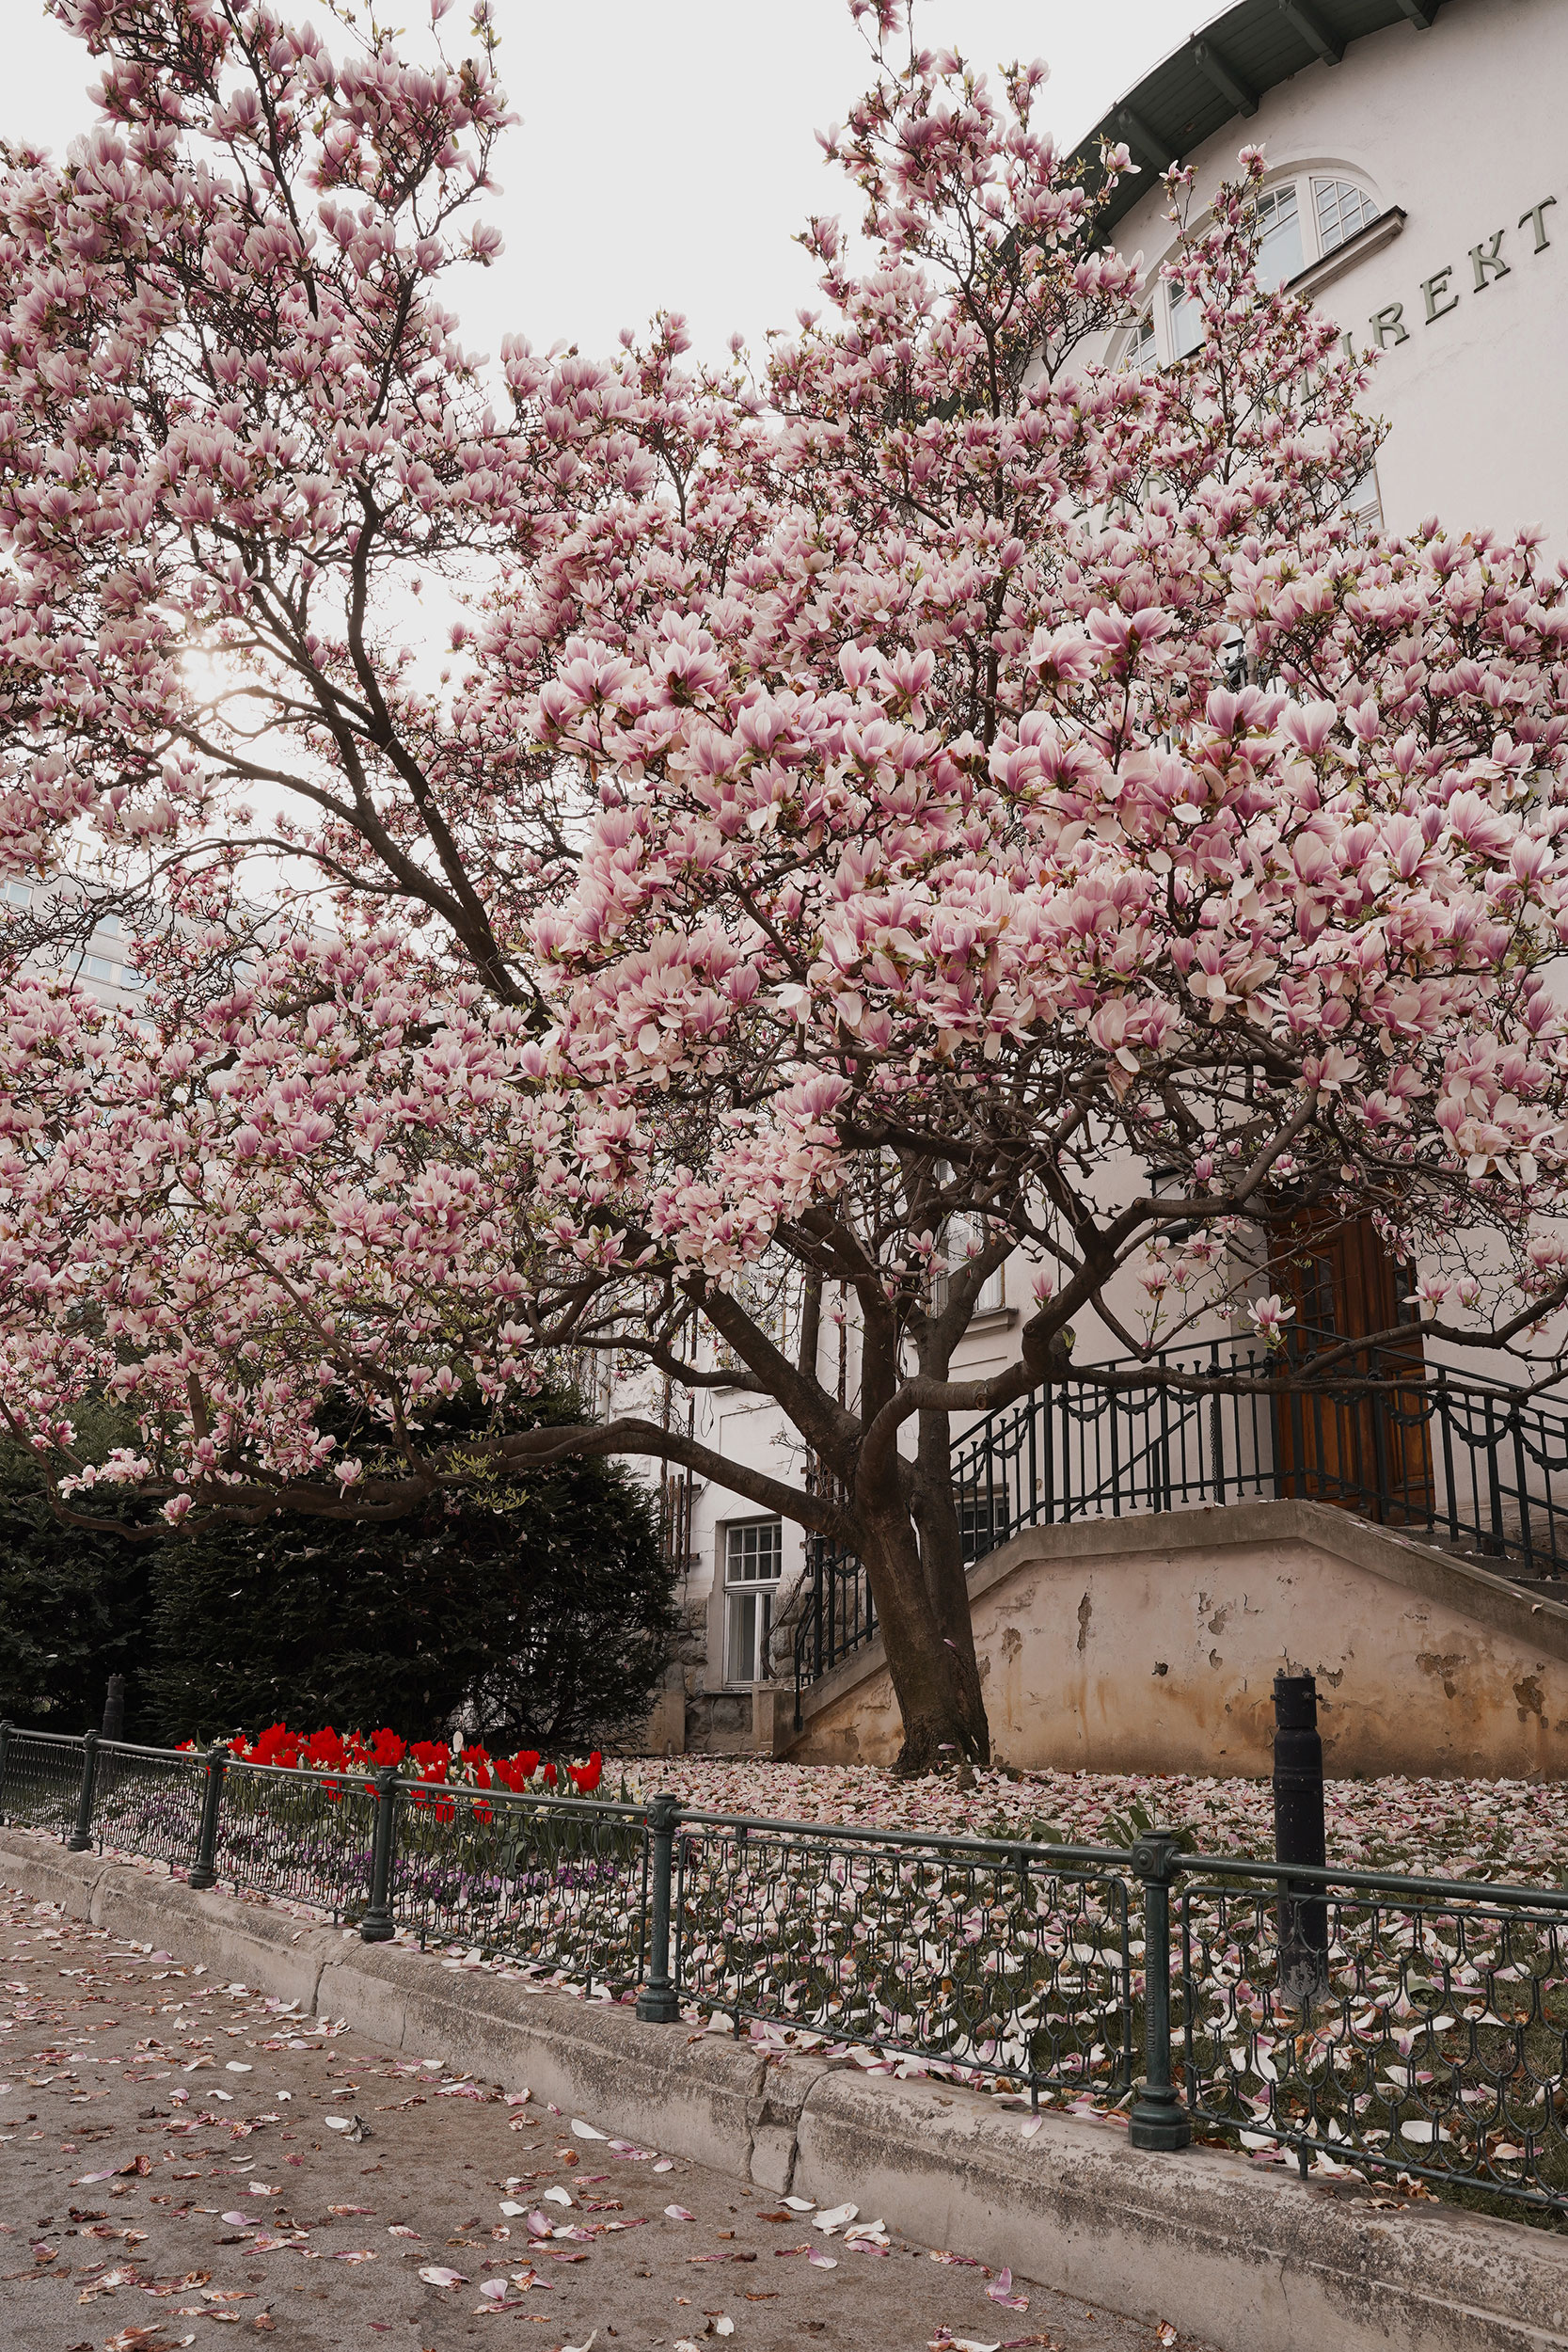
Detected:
[{"left": 1075, "top": 0, "right": 1447, "bottom": 235}]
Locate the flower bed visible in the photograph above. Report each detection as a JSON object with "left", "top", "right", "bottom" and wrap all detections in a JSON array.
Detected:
[
  {"left": 177, "top": 1740, "right": 1568, "bottom": 1885},
  {"left": 194, "top": 1722, "right": 605, "bottom": 1798}
]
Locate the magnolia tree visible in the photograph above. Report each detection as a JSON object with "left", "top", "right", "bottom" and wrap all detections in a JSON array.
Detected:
[{"left": 1, "top": 1, "right": 1568, "bottom": 1770}]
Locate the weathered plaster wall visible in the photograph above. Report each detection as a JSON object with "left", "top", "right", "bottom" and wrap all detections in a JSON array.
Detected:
[{"left": 789, "top": 1501, "right": 1568, "bottom": 1779}]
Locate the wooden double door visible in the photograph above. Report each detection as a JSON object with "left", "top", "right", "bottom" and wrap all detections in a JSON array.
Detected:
[{"left": 1270, "top": 1216, "right": 1434, "bottom": 1526}]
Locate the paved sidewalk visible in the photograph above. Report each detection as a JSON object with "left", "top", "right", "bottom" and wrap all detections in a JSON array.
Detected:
[{"left": 0, "top": 1886, "right": 1216, "bottom": 2352}]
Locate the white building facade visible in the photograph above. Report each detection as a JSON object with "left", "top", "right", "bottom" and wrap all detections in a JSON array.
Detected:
[{"left": 1090, "top": 0, "right": 1568, "bottom": 542}]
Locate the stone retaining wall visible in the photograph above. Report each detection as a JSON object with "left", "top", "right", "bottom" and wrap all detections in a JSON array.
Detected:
[{"left": 792, "top": 1500, "right": 1568, "bottom": 1776}]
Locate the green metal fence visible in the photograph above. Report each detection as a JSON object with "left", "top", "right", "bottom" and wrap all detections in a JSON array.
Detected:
[
  {"left": 795, "top": 1358, "right": 1568, "bottom": 1712},
  {"left": 3, "top": 1724, "right": 1565, "bottom": 2221}
]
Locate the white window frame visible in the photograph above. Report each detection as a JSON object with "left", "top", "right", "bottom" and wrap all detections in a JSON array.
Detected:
[
  {"left": 930, "top": 1170, "right": 1006, "bottom": 1321},
  {"left": 937, "top": 1229, "right": 1004, "bottom": 1318},
  {"left": 1117, "top": 168, "right": 1382, "bottom": 369},
  {"left": 722, "top": 1518, "right": 783, "bottom": 1686},
  {"left": 1124, "top": 306, "right": 1158, "bottom": 372}
]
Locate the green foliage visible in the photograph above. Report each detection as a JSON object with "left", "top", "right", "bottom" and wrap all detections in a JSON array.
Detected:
[
  {"left": 1098, "top": 1797, "right": 1199, "bottom": 1856},
  {"left": 145, "top": 1415, "right": 673, "bottom": 1750},
  {"left": 0, "top": 1391, "right": 675, "bottom": 1753},
  {"left": 0, "top": 1407, "right": 157, "bottom": 1737}
]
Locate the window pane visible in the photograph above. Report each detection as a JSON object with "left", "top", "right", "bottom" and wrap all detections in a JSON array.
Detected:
[
  {"left": 937, "top": 1210, "right": 1006, "bottom": 1318},
  {"left": 1314, "top": 177, "right": 1380, "bottom": 258},
  {"left": 1254, "top": 183, "right": 1303, "bottom": 290},
  {"left": 725, "top": 1586, "right": 774, "bottom": 1683},
  {"left": 1123, "top": 310, "right": 1156, "bottom": 370},
  {"left": 725, "top": 1518, "right": 782, "bottom": 1584},
  {"left": 1169, "top": 288, "right": 1203, "bottom": 358},
  {"left": 1338, "top": 468, "right": 1383, "bottom": 541},
  {"left": 958, "top": 1489, "right": 1010, "bottom": 1557}
]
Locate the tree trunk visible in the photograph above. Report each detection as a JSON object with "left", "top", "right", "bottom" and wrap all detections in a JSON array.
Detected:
[
  {"left": 913, "top": 1406, "right": 989, "bottom": 1762},
  {"left": 857, "top": 1493, "right": 991, "bottom": 1776}
]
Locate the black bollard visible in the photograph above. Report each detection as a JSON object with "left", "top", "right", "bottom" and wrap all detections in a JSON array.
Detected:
[
  {"left": 1273, "top": 1670, "right": 1329, "bottom": 2008},
  {"left": 101, "top": 1675, "right": 126, "bottom": 1744}
]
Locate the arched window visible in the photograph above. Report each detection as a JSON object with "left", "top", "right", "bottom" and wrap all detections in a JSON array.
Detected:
[
  {"left": 1313, "top": 176, "right": 1381, "bottom": 258},
  {"left": 1130, "top": 170, "right": 1381, "bottom": 364}
]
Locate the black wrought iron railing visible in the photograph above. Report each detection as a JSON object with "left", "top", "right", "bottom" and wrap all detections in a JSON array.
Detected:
[
  {"left": 7, "top": 1726, "right": 1568, "bottom": 2223},
  {"left": 793, "top": 1352, "right": 1568, "bottom": 1707}
]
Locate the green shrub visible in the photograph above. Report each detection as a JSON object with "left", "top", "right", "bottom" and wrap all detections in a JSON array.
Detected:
[
  {"left": 0, "top": 1406, "right": 157, "bottom": 1737},
  {"left": 0, "top": 1391, "right": 675, "bottom": 1753},
  {"left": 145, "top": 1406, "right": 673, "bottom": 1749}
]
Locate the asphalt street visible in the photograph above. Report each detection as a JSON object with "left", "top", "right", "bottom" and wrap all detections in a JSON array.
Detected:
[{"left": 0, "top": 1884, "right": 1217, "bottom": 2352}]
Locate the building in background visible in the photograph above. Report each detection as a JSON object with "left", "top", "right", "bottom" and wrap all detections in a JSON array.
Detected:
[
  {"left": 3, "top": 872, "right": 152, "bottom": 1017},
  {"left": 1083, "top": 0, "right": 1566, "bottom": 542}
]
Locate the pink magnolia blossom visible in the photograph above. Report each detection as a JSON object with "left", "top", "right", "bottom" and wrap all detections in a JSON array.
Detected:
[{"left": 0, "top": 5, "right": 1566, "bottom": 1770}]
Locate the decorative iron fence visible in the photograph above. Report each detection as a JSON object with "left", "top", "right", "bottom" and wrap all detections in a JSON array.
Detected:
[
  {"left": 390, "top": 1778, "right": 652, "bottom": 1993},
  {"left": 672, "top": 1810, "right": 1134, "bottom": 2095},
  {"left": 4, "top": 1725, "right": 1568, "bottom": 2221},
  {"left": 1176, "top": 1852, "right": 1568, "bottom": 2215},
  {"left": 793, "top": 1356, "right": 1568, "bottom": 1706},
  {"left": 0, "top": 1726, "right": 90, "bottom": 1839}
]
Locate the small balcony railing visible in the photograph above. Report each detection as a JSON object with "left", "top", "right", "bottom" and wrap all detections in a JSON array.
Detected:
[{"left": 792, "top": 1351, "right": 1568, "bottom": 1722}]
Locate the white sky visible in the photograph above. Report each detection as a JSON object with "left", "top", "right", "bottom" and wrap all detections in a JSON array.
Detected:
[{"left": 5, "top": 0, "right": 1195, "bottom": 364}]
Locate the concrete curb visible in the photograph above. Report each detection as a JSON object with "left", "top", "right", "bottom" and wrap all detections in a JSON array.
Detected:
[{"left": 4, "top": 1823, "right": 1567, "bottom": 2352}]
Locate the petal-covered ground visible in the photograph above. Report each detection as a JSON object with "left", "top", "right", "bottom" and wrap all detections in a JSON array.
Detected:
[
  {"left": 619, "top": 1760, "right": 1568, "bottom": 1886},
  {"left": 0, "top": 1886, "right": 1214, "bottom": 2352}
]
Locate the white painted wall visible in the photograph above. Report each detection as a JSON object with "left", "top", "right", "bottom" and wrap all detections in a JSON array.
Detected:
[{"left": 1097, "top": 0, "right": 1568, "bottom": 547}]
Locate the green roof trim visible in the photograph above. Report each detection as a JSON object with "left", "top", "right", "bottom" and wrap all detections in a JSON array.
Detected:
[{"left": 1077, "top": 0, "right": 1446, "bottom": 231}]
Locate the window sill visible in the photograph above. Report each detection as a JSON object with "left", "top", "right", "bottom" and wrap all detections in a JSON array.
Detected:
[
  {"left": 963, "top": 1307, "right": 1020, "bottom": 1336},
  {"left": 1288, "top": 206, "right": 1406, "bottom": 302}
]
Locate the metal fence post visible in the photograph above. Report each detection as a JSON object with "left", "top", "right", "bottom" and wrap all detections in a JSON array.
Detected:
[
  {"left": 360, "top": 1768, "right": 402, "bottom": 1943},
  {"left": 1483, "top": 1391, "right": 1506, "bottom": 1553},
  {"left": 68, "top": 1730, "right": 101, "bottom": 1851},
  {"left": 1273, "top": 1671, "right": 1329, "bottom": 2006},
  {"left": 0, "top": 1720, "right": 10, "bottom": 1820},
  {"left": 102, "top": 1675, "right": 126, "bottom": 1741},
  {"left": 1435, "top": 1366, "right": 1459, "bottom": 1544},
  {"left": 189, "top": 1745, "right": 229, "bottom": 1891},
  {"left": 636, "top": 1793, "right": 682, "bottom": 2023},
  {"left": 1129, "top": 1830, "right": 1191, "bottom": 2152}
]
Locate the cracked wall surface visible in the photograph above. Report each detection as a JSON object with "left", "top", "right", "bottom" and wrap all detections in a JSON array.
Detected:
[{"left": 791, "top": 1501, "right": 1568, "bottom": 1777}]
